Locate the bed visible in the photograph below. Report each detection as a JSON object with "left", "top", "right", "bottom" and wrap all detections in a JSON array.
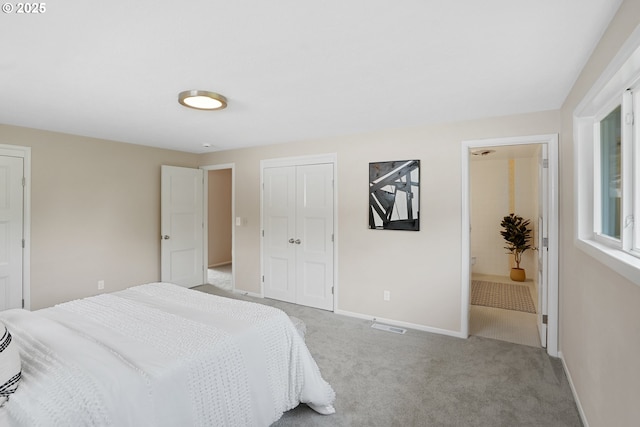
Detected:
[{"left": 0, "top": 282, "right": 336, "bottom": 426}]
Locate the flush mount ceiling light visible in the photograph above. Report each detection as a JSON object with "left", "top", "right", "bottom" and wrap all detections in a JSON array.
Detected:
[{"left": 178, "top": 90, "right": 227, "bottom": 110}]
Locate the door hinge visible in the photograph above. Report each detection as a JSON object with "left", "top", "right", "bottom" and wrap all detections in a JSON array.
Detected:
[
  {"left": 331, "top": 286, "right": 334, "bottom": 295},
  {"left": 542, "top": 314, "right": 548, "bottom": 324},
  {"left": 22, "top": 239, "right": 25, "bottom": 248},
  {"left": 262, "top": 230, "right": 264, "bottom": 237},
  {"left": 22, "top": 177, "right": 26, "bottom": 187},
  {"left": 331, "top": 234, "right": 334, "bottom": 243},
  {"left": 625, "top": 112, "right": 634, "bottom": 125},
  {"left": 542, "top": 159, "right": 549, "bottom": 169},
  {"left": 22, "top": 299, "right": 24, "bottom": 308},
  {"left": 262, "top": 275, "right": 264, "bottom": 282},
  {"left": 543, "top": 237, "right": 548, "bottom": 248}
]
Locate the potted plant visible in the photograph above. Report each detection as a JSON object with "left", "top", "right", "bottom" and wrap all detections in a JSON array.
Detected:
[{"left": 500, "top": 213, "right": 533, "bottom": 282}]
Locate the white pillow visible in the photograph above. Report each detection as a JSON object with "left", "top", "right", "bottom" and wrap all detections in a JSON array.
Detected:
[{"left": 0, "top": 322, "right": 21, "bottom": 407}]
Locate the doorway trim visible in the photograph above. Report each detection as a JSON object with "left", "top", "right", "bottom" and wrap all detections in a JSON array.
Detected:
[
  {"left": 201, "top": 163, "right": 235, "bottom": 291},
  {"left": 260, "top": 153, "right": 338, "bottom": 308},
  {"left": 461, "top": 134, "right": 559, "bottom": 357},
  {"left": 0, "top": 144, "right": 31, "bottom": 310}
]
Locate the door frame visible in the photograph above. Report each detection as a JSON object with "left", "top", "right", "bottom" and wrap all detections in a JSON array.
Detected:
[
  {"left": 201, "top": 163, "right": 235, "bottom": 290},
  {"left": 461, "top": 134, "right": 559, "bottom": 357},
  {"left": 260, "top": 153, "right": 338, "bottom": 308},
  {"left": 0, "top": 144, "right": 31, "bottom": 310}
]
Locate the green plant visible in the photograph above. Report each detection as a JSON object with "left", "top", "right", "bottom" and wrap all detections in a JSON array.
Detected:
[{"left": 500, "top": 213, "right": 532, "bottom": 269}]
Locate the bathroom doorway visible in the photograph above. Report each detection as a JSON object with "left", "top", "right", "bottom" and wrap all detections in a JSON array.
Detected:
[{"left": 461, "top": 134, "right": 559, "bottom": 356}]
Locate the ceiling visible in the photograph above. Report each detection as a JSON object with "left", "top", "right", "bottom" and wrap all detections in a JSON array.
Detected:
[{"left": 0, "top": 1, "right": 622, "bottom": 154}]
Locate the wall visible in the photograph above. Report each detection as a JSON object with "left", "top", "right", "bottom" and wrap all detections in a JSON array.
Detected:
[
  {"left": 470, "top": 157, "right": 508, "bottom": 275},
  {"left": 0, "top": 124, "right": 199, "bottom": 309},
  {"left": 559, "top": 0, "right": 640, "bottom": 425},
  {"left": 513, "top": 156, "right": 538, "bottom": 276},
  {"left": 200, "top": 110, "right": 560, "bottom": 334},
  {"left": 207, "top": 169, "right": 232, "bottom": 267},
  {"left": 470, "top": 154, "right": 538, "bottom": 277}
]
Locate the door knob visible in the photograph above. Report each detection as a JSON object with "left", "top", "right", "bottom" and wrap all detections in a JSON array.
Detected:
[
  {"left": 295, "top": 239, "right": 301, "bottom": 244},
  {"left": 289, "top": 238, "right": 295, "bottom": 244},
  {"left": 162, "top": 235, "right": 170, "bottom": 240}
]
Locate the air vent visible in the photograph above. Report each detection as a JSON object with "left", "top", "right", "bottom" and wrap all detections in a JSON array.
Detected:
[
  {"left": 471, "top": 149, "right": 496, "bottom": 156},
  {"left": 371, "top": 323, "right": 406, "bottom": 334}
]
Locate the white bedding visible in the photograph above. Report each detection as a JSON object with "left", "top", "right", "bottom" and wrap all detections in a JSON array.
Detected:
[{"left": 0, "top": 283, "right": 335, "bottom": 426}]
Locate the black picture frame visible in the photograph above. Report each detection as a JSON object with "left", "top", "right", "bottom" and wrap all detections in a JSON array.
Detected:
[{"left": 369, "top": 160, "right": 420, "bottom": 231}]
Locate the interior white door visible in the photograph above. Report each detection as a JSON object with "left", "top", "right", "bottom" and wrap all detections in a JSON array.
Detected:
[
  {"left": 263, "top": 166, "right": 297, "bottom": 303},
  {"left": 263, "top": 163, "right": 334, "bottom": 311},
  {"left": 537, "top": 145, "right": 549, "bottom": 348},
  {"left": 161, "top": 165, "right": 204, "bottom": 287},
  {"left": 0, "top": 156, "right": 24, "bottom": 310},
  {"left": 295, "top": 164, "right": 334, "bottom": 311}
]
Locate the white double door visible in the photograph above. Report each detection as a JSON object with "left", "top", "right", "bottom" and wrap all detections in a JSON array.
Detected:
[{"left": 263, "top": 163, "right": 334, "bottom": 311}]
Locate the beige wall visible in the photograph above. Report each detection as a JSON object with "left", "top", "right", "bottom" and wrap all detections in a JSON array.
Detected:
[
  {"left": 559, "top": 1, "right": 640, "bottom": 425},
  {"left": 0, "top": 124, "right": 199, "bottom": 309},
  {"left": 207, "top": 169, "right": 232, "bottom": 267},
  {"left": 200, "top": 110, "right": 560, "bottom": 333},
  {"left": 470, "top": 155, "right": 538, "bottom": 277}
]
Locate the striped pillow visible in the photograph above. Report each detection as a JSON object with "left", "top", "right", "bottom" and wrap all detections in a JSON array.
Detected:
[{"left": 0, "top": 322, "right": 21, "bottom": 407}]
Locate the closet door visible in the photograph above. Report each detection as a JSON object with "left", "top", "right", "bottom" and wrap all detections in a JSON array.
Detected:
[
  {"left": 263, "top": 163, "right": 334, "bottom": 311},
  {"left": 295, "top": 164, "right": 334, "bottom": 310},
  {"left": 263, "top": 166, "right": 297, "bottom": 303}
]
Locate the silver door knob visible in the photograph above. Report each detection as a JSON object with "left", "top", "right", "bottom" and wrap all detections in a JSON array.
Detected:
[
  {"left": 289, "top": 238, "right": 295, "bottom": 244},
  {"left": 162, "top": 235, "right": 170, "bottom": 240},
  {"left": 295, "top": 239, "right": 301, "bottom": 244}
]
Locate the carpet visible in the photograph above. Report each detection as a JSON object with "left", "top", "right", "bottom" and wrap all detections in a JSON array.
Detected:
[
  {"left": 207, "top": 264, "right": 232, "bottom": 291},
  {"left": 191, "top": 284, "right": 582, "bottom": 427},
  {"left": 471, "top": 280, "right": 536, "bottom": 313}
]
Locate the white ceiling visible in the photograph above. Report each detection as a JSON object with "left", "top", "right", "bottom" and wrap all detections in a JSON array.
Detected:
[{"left": 0, "top": 1, "right": 622, "bottom": 154}]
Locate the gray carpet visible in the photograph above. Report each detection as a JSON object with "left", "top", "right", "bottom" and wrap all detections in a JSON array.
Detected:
[{"left": 192, "top": 284, "right": 582, "bottom": 427}]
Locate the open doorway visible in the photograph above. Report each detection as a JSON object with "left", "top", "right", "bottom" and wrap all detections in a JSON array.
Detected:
[
  {"left": 469, "top": 144, "right": 540, "bottom": 347},
  {"left": 204, "top": 165, "right": 234, "bottom": 292},
  {"left": 461, "top": 134, "right": 559, "bottom": 357}
]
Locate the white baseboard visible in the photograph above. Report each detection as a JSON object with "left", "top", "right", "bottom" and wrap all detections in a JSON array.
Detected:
[
  {"left": 334, "top": 309, "right": 466, "bottom": 339},
  {"left": 208, "top": 261, "right": 232, "bottom": 268},
  {"left": 558, "top": 351, "right": 589, "bottom": 427}
]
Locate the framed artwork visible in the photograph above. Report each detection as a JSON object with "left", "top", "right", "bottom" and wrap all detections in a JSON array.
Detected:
[{"left": 369, "top": 160, "right": 420, "bottom": 231}]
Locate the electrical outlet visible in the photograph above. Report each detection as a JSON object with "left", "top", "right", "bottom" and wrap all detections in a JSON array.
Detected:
[
  {"left": 383, "top": 290, "right": 390, "bottom": 301},
  {"left": 98, "top": 280, "right": 105, "bottom": 290}
]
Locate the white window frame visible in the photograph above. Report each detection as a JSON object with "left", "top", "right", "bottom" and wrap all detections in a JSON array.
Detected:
[
  {"left": 592, "top": 92, "right": 634, "bottom": 250},
  {"left": 574, "top": 23, "right": 640, "bottom": 287}
]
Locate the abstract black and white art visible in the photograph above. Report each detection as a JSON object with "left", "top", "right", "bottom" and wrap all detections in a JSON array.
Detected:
[{"left": 369, "top": 160, "right": 420, "bottom": 231}]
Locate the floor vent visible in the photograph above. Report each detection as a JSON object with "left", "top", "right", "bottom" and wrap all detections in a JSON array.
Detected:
[{"left": 371, "top": 323, "right": 406, "bottom": 334}]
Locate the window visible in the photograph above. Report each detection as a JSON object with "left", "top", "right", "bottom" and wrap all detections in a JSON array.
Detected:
[
  {"left": 596, "top": 104, "right": 622, "bottom": 241},
  {"left": 574, "top": 27, "right": 640, "bottom": 287},
  {"left": 594, "top": 90, "right": 637, "bottom": 253}
]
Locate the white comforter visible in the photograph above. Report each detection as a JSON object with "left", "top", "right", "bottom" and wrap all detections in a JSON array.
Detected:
[{"left": 0, "top": 283, "right": 335, "bottom": 426}]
